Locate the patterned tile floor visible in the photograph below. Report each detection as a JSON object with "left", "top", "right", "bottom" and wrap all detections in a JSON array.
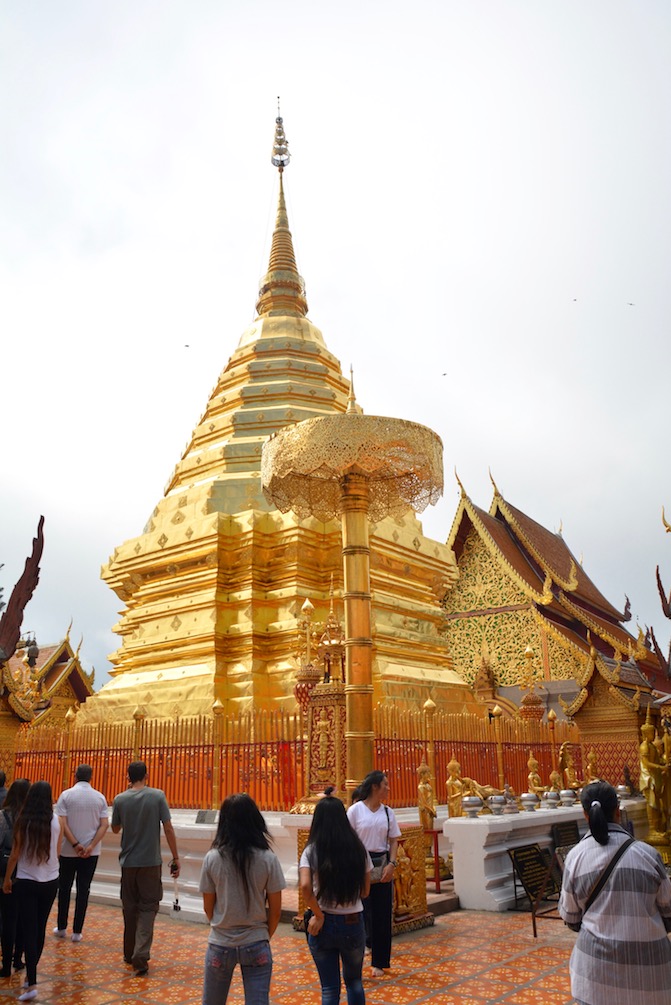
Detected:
[{"left": 0, "top": 903, "right": 579, "bottom": 1004}]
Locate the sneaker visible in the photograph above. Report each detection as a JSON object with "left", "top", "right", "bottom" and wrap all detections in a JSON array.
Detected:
[
  {"left": 71, "top": 934, "right": 83, "bottom": 943},
  {"left": 52, "top": 928, "right": 66, "bottom": 938},
  {"left": 18, "top": 989, "right": 38, "bottom": 1002}
]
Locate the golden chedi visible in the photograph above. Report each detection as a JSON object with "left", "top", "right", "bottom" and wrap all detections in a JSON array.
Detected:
[{"left": 78, "top": 115, "right": 461, "bottom": 723}]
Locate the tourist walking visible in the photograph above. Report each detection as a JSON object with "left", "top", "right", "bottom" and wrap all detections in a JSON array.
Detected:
[
  {"left": 199, "top": 792, "right": 285, "bottom": 1005},
  {"left": 0, "top": 772, "right": 8, "bottom": 808},
  {"left": 346, "top": 771, "right": 401, "bottom": 977},
  {"left": 111, "top": 761, "right": 180, "bottom": 977},
  {"left": 558, "top": 780, "right": 671, "bottom": 1005},
  {"left": 53, "top": 764, "right": 109, "bottom": 942},
  {"left": 0, "top": 778, "right": 30, "bottom": 978},
  {"left": 300, "top": 788, "right": 371, "bottom": 1005},
  {"left": 2, "top": 780, "right": 62, "bottom": 1002}
]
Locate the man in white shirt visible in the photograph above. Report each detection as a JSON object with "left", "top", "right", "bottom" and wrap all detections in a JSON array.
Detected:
[{"left": 53, "top": 764, "right": 109, "bottom": 941}]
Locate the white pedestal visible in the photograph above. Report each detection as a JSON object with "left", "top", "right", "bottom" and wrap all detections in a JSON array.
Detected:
[
  {"left": 443, "top": 806, "right": 584, "bottom": 911},
  {"left": 442, "top": 797, "right": 647, "bottom": 912}
]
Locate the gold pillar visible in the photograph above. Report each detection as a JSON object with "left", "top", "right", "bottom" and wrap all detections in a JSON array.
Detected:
[
  {"left": 212, "top": 698, "right": 224, "bottom": 810},
  {"left": 423, "top": 698, "right": 436, "bottom": 783},
  {"left": 341, "top": 472, "right": 374, "bottom": 789},
  {"left": 548, "top": 708, "right": 557, "bottom": 772},
  {"left": 61, "top": 706, "right": 76, "bottom": 790},
  {"left": 132, "top": 706, "right": 146, "bottom": 760},
  {"left": 492, "top": 705, "right": 505, "bottom": 791}
]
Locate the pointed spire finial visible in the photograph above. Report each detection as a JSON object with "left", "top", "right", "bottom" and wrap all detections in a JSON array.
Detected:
[
  {"left": 345, "top": 367, "right": 364, "bottom": 414},
  {"left": 454, "top": 468, "right": 466, "bottom": 497},
  {"left": 347, "top": 366, "right": 357, "bottom": 414},
  {"left": 271, "top": 98, "right": 290, "bottom": 172},
  {"left": 488, "top": 469, "right": 501, "bottom": 497},
  {"left": 256, "top": 106, "right": 307, "bottom": 317}
]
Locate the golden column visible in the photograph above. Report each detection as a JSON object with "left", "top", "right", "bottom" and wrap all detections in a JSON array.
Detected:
[
  {"left": 262, "top": 379, "right": 443, "bottom": 789},
  {"left": 211, "top": 698, "right": 225, "bottom": 811}
]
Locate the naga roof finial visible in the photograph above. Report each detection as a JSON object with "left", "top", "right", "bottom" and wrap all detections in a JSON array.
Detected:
[{"left": 271, "top": 98, "right": 290, "bottom": 173}]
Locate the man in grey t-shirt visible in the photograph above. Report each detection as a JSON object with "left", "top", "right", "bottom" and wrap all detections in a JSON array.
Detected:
[{"left": 111, "top": 761, "right": 180, "bottom": 977}]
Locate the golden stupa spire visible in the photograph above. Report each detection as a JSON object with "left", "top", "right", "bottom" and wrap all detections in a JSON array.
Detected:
[{"left": 256, "top": 101, "right": 308, "bottom": 318}]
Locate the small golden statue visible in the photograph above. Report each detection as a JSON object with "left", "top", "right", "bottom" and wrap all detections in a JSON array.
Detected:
[
  {"left": 526, "top": 752, "right": 545, "bottom": 796},
  {"left": 393, "top": 843, "right": 413, "bottom": 916},
  {"left": 417, "top": 762, "right": 436, "bottom": 851},
  {"left": 446, "top": 757, "right": 501, "bottom": 817},
  {"left": 417, "top": 761, "right": 448, "bottom": 880},
  {"left": 559, "top": 742, "right": 581, "bottom": 790},
  {"left": 584, "top": 748, "right": 600, "bottom": 784},
  {"left": 639, "top": 711, "right": 668, "bottom": 842}
]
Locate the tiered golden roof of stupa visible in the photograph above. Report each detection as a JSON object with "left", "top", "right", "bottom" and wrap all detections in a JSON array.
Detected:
[{"left": 78, "top": 115, "right": 462, "bottom": 723}]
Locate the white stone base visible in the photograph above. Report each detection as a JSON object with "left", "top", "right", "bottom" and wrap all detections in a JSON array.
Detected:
[
  {"left": 87, "top": 805, "right": 451, "bottom": 926},
  {"left": 442, "top": 797, "right": 648, "bottom": 912}
]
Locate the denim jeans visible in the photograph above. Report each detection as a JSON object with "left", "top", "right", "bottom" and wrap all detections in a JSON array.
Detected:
[
  {"left": 202, "top": 939, "right": 272, "bottom": 1005},
  {"left": 308, "top": 912, "right": 365, "bottom": 1005}
]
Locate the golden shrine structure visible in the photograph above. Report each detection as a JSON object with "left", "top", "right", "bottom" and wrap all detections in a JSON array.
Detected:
[
  {"left": 4, "top": 117, "right": 669, "bottom": 836},
  {"left": 77, "top": 114, "right": 467, "bottom": 727}
]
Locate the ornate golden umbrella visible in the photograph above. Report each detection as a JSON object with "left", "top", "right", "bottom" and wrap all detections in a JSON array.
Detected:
[{"left": 262, "top": 381, "right": 443, "bottom": 787}]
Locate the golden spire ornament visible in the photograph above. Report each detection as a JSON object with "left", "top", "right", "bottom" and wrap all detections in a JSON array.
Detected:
[{"left": 271, "top": 98, "right": 290, "bottom": 172}]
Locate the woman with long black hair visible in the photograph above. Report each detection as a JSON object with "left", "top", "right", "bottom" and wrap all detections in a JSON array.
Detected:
[
  {"left": 346, "top": 771, "right": 400, "bottom": 977},
  {"left": 198, "top": 793, "right": 285, "bottom": 1005},
  {"left": 2, "top": 780, "right": 62, "bottom": 1002},
  {"left": 0, "top": 778, "right": 31, "bottom": 978},
  {"left": 559, "top": 780, "right": 671, "bottom": 1005},
  {"left": 300, "top": 789, "right": 371, "bottom": 1005}
]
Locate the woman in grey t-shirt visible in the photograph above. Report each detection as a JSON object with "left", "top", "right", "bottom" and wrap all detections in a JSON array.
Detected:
[{"left": 199, "top": 794, "right": 285, "bottom": 1005}]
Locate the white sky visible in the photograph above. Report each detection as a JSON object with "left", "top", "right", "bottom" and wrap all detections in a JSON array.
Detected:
[{"left": 1, "top": 1, "right": 670, "bottom": 690}]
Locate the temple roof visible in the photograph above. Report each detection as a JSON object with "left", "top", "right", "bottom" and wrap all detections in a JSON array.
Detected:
[
  {"left": 2, "top": 635, "right": 94, "bottom": 722},
  {"left": 447, "top": 481, "right": 666, "bottom": 690}
]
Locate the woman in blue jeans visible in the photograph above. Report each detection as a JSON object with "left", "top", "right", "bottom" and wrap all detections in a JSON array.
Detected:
[
  {"left": 300, "top": 789, "right": 372, "bottom": 1005},
  {"left": 199, "top": 794, "right": 286, "bottom": 1005}
]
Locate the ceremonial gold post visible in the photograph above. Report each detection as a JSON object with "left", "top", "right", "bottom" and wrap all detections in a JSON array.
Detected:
[
  {"left": 211, "top": 698, "right": 225, "bottom": 810},
  {"left": 341, "top": 473, "right": 375, "bottom": 786},
  {"left": 132, "top": 706, "right": 146, "bottom": 760},
  {"left": 492, "top": 705, "right": 505, "bottom": 790},
  {"left": 262, "top": 404, "right": 443, "bottom": 789},
  {"left": 62, "top": 706, "right": 76, "bottom": 790},
  {"left": 547, "top": 708, "right": 557, "bottom": 772},
  {"left": 423, "top": 698, "right": 436, "bottom": 784}
]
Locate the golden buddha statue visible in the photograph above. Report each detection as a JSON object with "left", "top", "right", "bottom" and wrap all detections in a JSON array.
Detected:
[
  {"left": 559, "top": 742, "right": 581, "bottom": 790},
  {"left": 527, "top": 752, "right": 544, "bottom": 796},
  {"left": 417, "top": 762, "right": 436, "bottom": 852},
  {"left": 639, "top": 716, "right": 668, "bottom": 840}
]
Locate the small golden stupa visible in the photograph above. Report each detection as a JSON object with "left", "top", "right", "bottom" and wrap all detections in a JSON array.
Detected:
[{"left": 78, "top": 113, "right": 463, "bottom": 723}]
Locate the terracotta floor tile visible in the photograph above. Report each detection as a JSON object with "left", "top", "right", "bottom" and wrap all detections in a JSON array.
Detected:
[{"left": 0, "top": 901, "right": 583, "bottom": 1005}]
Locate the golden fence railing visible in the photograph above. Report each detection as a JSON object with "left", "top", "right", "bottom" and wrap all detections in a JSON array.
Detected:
[
  {"left": 373, "top": 705, "right": 581, "bottom": 807},
  {"left": 11, "top": 703, "right": 579, "bottom": 811}
]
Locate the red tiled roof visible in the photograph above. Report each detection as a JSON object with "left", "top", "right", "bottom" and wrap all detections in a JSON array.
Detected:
[{"left": 496, "top": 499, "right": 624, "bottom": 621}]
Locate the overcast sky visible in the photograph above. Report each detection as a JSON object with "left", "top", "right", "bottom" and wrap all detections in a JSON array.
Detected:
[{"left": 1, "top": 1, "right": 670, "bottom": 690}]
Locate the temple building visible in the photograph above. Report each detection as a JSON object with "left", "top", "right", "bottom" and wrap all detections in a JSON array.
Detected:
[
  {"left": 78, "top": 118, "right": 467, "bottom": 724},
  {"left": 0, "top": 631, "right": 95, "bottom": 773},
  {"left": 443, "top": 480, "right": 664, "bottom": 719}
]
